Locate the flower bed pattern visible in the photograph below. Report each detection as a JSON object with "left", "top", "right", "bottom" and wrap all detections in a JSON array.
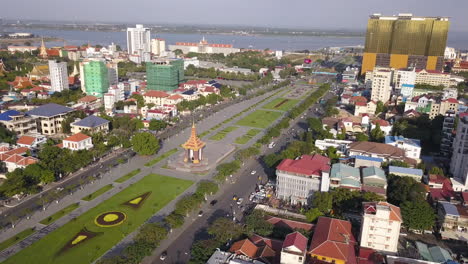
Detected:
[
  {"left": 59, "top": 228, "right": 101, "bottom": 254},
  {"left": 122, "top": 192, "right": 151, "bottom": 209},
  {"left": 94, "top": 211, "right": 126, "bottom": 227}
]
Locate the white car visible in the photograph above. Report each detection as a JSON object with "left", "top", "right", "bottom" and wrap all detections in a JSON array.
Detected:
[
  {"left": 250, "top": 170, "right": 256, "bottom": 175},
  {"left": 237, "top": 198, "right": 244, "bottom": 205}
]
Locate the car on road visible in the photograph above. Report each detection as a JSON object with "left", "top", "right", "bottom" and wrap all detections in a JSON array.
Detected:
[
  {"left": 210, "top": 200, "right": 218, "bottom": 206},
  {"left": 160, "top": 251, "right": 167, "bottom": 260},
  {"left": 250, "top": 170, "right": 256, "bottom": 175},
  {"left": 237, "top": 198, "right": 244, "bottom": 205},
  {"left": 198, "top": 211, "right": 203, "bottom": 217}
]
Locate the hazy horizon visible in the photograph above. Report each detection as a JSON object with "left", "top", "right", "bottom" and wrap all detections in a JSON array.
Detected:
[{"left": 1, "top": 0, "right": 468, "bottom": 32}]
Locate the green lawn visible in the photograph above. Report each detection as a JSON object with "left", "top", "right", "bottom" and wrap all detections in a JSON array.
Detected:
[
  {"left": 5, "top": 174, "right": 193, "bottom": 264},
  {"left": 39, "top": 203, "right": 80, "bottom": 225},
  {"left": 209, "top": 126, "right": 239, "bottom": 141},
  {"left": 0, "top": 228, "right": 36, "bottom": 251},
  {"left": 144, "top": 148, "right": 178, "bottom": 167},
  {"left": 114, "top": 169, "right": 141, "bottom": 183},
  {"left": 81, "top": 184, "right": 114, "bottom": 201},
  {"left": 234, "top": 129, "right": 261, "bottom": 144},
  {"left": 236, "top": 110, "right": 283, "bottom": 128},
  {"left": 262, "top": 98, "right": 299, "bottom": 111}
]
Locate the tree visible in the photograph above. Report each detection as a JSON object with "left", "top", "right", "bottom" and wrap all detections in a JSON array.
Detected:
[
  {"left": 165, "top": 212, "right": 185, "bottom": 229},
  {"left": 173, "top": 49, "right": 183, "bottom": 56},
  {"left": 263, "top": 153, "right": 282, "bottom": 168},
  {"left": 207, "top": 217, "right": 244, "bottom": 242},
  {"left": 370, "top": 123, "right": 385, "bottom": 142},
  {"left": 245, "top": 210, "right": 274, "bottom": 236},
  {"left": 134, "top": 223, "right": 168, "bottom": 245},
  {"left": 148, "top": 119, "right": 168, "bottom": 131},
  {"left": 387, "top": 175, "right": 426, "bottom": 206},
  {"left": 131, "top": 132, "right": 160, "bottom": 155},
  {"left": 429, "top": 166, "right": 444, "bottom": 176},
  {"left": 196, "top": 181, "right": 218, "bottom": 197},
  {"left": 0, "top": 125, "right": 16, "bottom": 144},
  {"left": 325, "top": 147, "right": 340, "bottom": 162},
  {"left": 311, "top": 192, "right": 333, "bottom": 214},
  {"left": 305, "top": 208, "right": 323, "bottom": 222},
  {"left": 388, "top": 160, "right": 410, "bottom": 168},
  {"left": 401, "top": 201, "right": 435, "bottom": 232},
  {"left": 189, "top": 239, "right": 221, "bottom": 264},
  {"left": 174, "top": 195, "right": 200, "bottom": 216},
  {"left": 124, "top": 241, "right": 153, "bottom": 264},
  {"left": 355, "top": 133, "right": 369, "bottom": 141},
  {"left": 375, "top": 101, "right": 385, "bottom": 114}
]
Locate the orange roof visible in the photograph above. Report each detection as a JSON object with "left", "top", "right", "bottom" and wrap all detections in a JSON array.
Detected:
[
  {"left": 4, "top": 147, "right": 29, "bottom": 156},
  {"left": 181, "top": 123, "right": 206, "bottom": 151},
  {"left": 144, "top": 90, "right": 170, "bottom": 98},
  {"left": 63, "top": 133, "right": 91, "bottom": 142},
  {"left": 16, "top": 156, "right": 38, "bottom": 166},
  {"left": 167, "top": 94, "right": 183, "bottom": 100},
  {"left": 17, "top": 136, "right": 36, "bottom": 146},
  {"left": 78, "top": 95, "right": 98, "bottom": 103},
  {"left": 229, "top": 239, "right": 258, "bottom": 259},
  {"left": 5, "top": 154, "right": 24, "bottom": 163}
]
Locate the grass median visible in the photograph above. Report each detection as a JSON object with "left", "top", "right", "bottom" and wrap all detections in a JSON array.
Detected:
[
  {"left": 114, "top": 169, "right": 141, "bottom": 183},
  {"left": 234, "top": 129, "right": 261, "bottom": 144},
  {"left": 4, "top": 174, "right": 193, "bottom": 264},
  {"left": 0, "top": 228, "right": 36, "bottom": 251},
  {"left": 82, "top": 184, "right": 113, "bottom": 201},
  {"left": 262, "top": 98, "right": 299, "bottom": 111},
  {"left": 144, "top": 148, "right": 178, "bottom": 167},
  {"left": 236, "top": 110, "right": 283, "bottom": 128},
  {"left": 209, "top": 126, "right": 239, "bottom": 141},
  {"left": 39, "top": 203, "right": 80, "bottom": 225}
]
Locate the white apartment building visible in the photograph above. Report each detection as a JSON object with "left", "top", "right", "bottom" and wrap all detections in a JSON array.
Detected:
[
  {"left": 151, "top": 38, "right": 166, "bottom": 56},
  {"left": 450, "top": 114, "right": 468, "bottom": 191},
  {"left": 360, "top": 202, "right": 402, "bottom": 253},
  {"left": 370, "top": 68, "right": 393, "bottom": 103},
  {"left": 444, "top": 47, "right": 457, "bottom": 60},
  {"left": 107, "top": 62, "right": 119, "bottom": 85},
  {"left": 127, "top": 24, "right": 151, "bottom": 55},
  {"left": 415, "top": 69, "right": 451, "bottom": 88},
  {"left": 385, "top": 135, "right": 421, "bottom": 160},
  {"left": 394, "top": 69, "right": 416, "bottom": 90},
  {"left": 104, "top": 85, "right": 125, "bottom": 110},
  {"left": 48, "top": 60, "right": 69, "bottom": 92},
  {"left": 314, "top": 139, "right": 353, "bottom": 154},
  {"left": 62, "top": 133, "right": 93, "bottom": 151},
  {"left": 276, "top": 154, "right": 331, "bottom": 205}
]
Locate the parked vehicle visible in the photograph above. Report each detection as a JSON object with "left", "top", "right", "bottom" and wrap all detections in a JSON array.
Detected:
[
  {"left": 160, "top": 251, "right": 167, "bottom": 260},
  {"left": 237, "top": 198, "right": 244, "bottom": 205},
  {"left": 210, "top": 200, "right": 218, "bottom": 206}
]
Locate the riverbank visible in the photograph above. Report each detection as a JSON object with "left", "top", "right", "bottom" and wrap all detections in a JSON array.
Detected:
[{"left": 0, "top": 37, "right": 63, "bottom": 45}]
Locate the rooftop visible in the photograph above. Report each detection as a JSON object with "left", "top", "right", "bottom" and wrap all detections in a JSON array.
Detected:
[
  {"left": 439, "top": 201, "right": 459, "bottom": 217},
  {"left": 363, "top": 201, "right": 402, "bottom": 222},
  {"left": 389, "top": 166, "right": 423, "bottom": 176},
  {"left": 385, "top": 136, "right": 421, "bottom": 148},
  {"left": 0, "top": 110, "right": 24, "bottom": 121},
  {"left": 27, "top": 103, "right": 73, "bottom": 117},
  {"left": 349, "top": 141, "right": 406, "bottom": 158},
  {"left": 63, "top": 133, "right": 91, "bottom": 142},
  {"left": 362, "top": 166, "right": 386, "bottom": 180},
  {"left": 277, "top": 154, "right": 330, "bottom": 177},
  {"left": 72, "top": 115, "right": 109, "bottom": 128},
  {"left": 282, "top": 232, "right": 308, "bottom": 253},
  {"left": 354, "top": 155, "right": 383, "bottom": 162}
]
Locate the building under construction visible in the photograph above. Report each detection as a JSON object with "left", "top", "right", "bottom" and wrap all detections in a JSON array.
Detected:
[{"left": 146, "top": 59, "right": 184, "bottom": 91}]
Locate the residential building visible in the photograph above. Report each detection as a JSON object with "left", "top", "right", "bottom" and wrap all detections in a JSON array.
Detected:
[
  {"left": 27, "top": 103, "right": 74, "bottom": 135},
  {"left": 0, "top": 147, "right": 38, "bottom": 172},
  {"left": 348, "top": 141, "right": 412, "bottom": 165},
  {"left": 276, "top": 154, "right": 331, "bottom": 205},
  {"left": 354, "top": 155, "right": 383, "bottom": 168},
  {"left": 168, "top": 37, "right": 241, "bottom": 55},
  {"left": 314, "top": 139, "right": 353, "bottom": 154},
  {"left": 71, "top": 115, "right": 110, "bottom": 134},
  {"left": 354, "top": 101, "right": 377, "bottom": 116},
  {"left": 388, "top": 166, "right": 423, "bottom": 182},
  {"left": 385, "top": 136, "right": 421, "bottom": 160},
  {"left": 143, "top": 90, "right": 170, "bottom": 106},
  {"left": 442, "top": 88, "right": 458, "bottom": 100},
  {"left": 329, "top": 163, "right": 361, "bottom": 190},
  {"left": 440, "top": 110, "right": 456, "bottom": 157},
  {"left": 16, "top": 135, "right": 47, "bottom": 149},
  {"left": 394, "top": 69, "right": 416, "bottom": 90},
  {"left": 401, "top": 84, "right": 415, "bottom": 101},
  {"left": 48, "top": 60, "right": 69, "bottom": 92},
  {"left": 450, "top": 113, "right": 468, "bottom": 191},
  {"left": 361, "top": 14, "right": 449, "bottom": 74},
  {"left": 362, "top": 166, "right": 387, "bottom": 189},
  {"left": 106, "top": 62, "right": 119, "bottom": 85},
  {"left": 369, "top": 68, "right": 392, "bottom": 103},
  {"left": 228, "top": 235, "right": 283, "bottom": 264},
  {"left": 151, "top": 38, "right": 166, "bottom": 56},
  {"left": 127, "top": 24, "right": 151, "bottom": 55},
  {"left": 281, "top": 232, "right": 308, "bottom": 264},
  {"left": 439, "top": 98, "right": 459, "bottom": 116},
  {"left": 77, "top": 95, "right": 102, "bottom": 110},
  {"left": 415, "top": 69, "right": 450, "bottom": 88},
  {"left": 83, "top": 60, "right": 109, "bottom": 97},
  {"left": 308, "top": 217, "right": 356, "bottom": 264},
  {"left": 437, "top": 201, "right": 468, "bottom": 241},
  {"left": 62, "top": 133, "right": 93, "bottom": 151},
  {"left": 360, "top": 202, "right": 402, "bottom": 253},
  {"left": 444, "top": 47, "right": 457, "bottom": 60},
  {"left": 146, "top": 59, "right": 184, "bottom": 91},
  {"left": 371, "top": 119, "right": 392, "bottom": 136},
  {"left": 0, "top": 110, "right": 37, "bottom": 135}
]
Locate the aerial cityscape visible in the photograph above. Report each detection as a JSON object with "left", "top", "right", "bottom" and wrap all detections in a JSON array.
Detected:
[{"left": 0, "top": 1, "right": 467, "bottom": 264}]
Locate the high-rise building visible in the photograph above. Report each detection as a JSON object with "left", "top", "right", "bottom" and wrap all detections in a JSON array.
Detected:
[
  {"left": 440, "top": 110, "right": 456, "bottom": 158},
  {"left": 362, "top": 14, "right": 449, "bottom": 74},
  {"left": 151, "top": 38, "right": 166, "bottom": 56},
  {"left": 146, "top": 59, "right": 184, "bottom": 91},
  {"left": 450, "top": 113, "right": 468, "bottom": 191},
  {"left": 126, "top": 24, "right": 151, "bottom": 55},
  {"left": 83, "top": 61, "right": 109, "bottom": 97},
  {"left": 48, "top": 60, "right": 69, "bottom": 92},
  {"left": 369, "top": 68, "right": 393, "bottom": 103},
  {"left": 106, "top": 62, "right": 119, "bottom": 85}
]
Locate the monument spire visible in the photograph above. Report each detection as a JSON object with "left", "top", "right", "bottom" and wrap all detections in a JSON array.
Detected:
[
  {"left": 182, "top": 121, "right": 206, "bottom": 164},
  {"left": 39, "top": 37, "right": 48, "bottom": 58}
]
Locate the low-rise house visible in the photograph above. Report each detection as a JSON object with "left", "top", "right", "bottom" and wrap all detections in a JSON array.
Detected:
[
  {"left": 385, "top": 136, "right": 421, "bottom": 160},
  {"left": 314, "top": 139, "right": 353, "bottom": 154},
  {"left": 0, "top": 110, "right": 37, "bottom": 135},
  {"left": 388, "top": 166, "right": 423, "bottom": 182},
  {"left": 322, "top": 117, "right": 339, "bottom": 137},
  {"left": 354, "top": 155, "right": 383, "bottom": 168},
  {"left": 329, "top": 163, "right": 361, "bottom": 190},
  {"left": 62, "top": 133, "right": 93, "bottom": 151},
  {"left": 281, "top": 232, "right": 308, "bottom": 264},
  {"left": 276, "top": 154, "right": 331, "bottom": 205},
  {"left": 360, "top": 202, "right": 402, "bottom": 253},
  {"left": 354, "top": 101, "right": 377, "bottom": 116},
  {"left": 362, "top": 166, "right": 387, "bottom": 189},
  {"left": 414, "top": 242, "right": 454, "bottom": 263},
  {"left": 438, "top": 201, "right": 468, "bottom": 240},
  {"left": 371, "top": 119, "right": 392, "bottom": 136},
  {"left": 143, "top": 90, "right": 170, "bottom": 106},
  {"left": 16, "top": 135, "right": 47, "bottom": 149},
  {"left": 308, "top": 217, "right": 357, "bottom": 264},
  {"left": 0, "top": 147, "right": 38, "bottom": 172},
  {"left": 77, "top": 95, "right": 102, "bottom": 110},
  {"left": 70, "top": 115, "right": 110, "bottom": 134},
  {"left": 428, "top": 174, "right": 448, "bottom": 189},
  {"left": 229, "top": 235, "right": 283, "bottom": 264},
  {"left": 348, "top": 141, "right": 414, "bottom": 165},
  {"left": 266, "top": 216, "right": 314, "bottom": 232},
  {"left": 27, "top": 103, "right": 74, "bottom": 135}
]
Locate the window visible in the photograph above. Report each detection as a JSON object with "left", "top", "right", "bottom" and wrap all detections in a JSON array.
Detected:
[{"left": 299, "top": 257, "right": 303, "bottom": 261}]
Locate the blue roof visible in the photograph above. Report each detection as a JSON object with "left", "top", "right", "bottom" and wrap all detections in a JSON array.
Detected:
[
  {"left": 212, "top": 83, "right": 222, "bottom": 88},
  {"left": 182, "top": 89, "right": 195, "bottom": 95},
  {"left": 353, "top": 155, "right": 383, "bottom": 162},
  {"left": 27, "top": 103, "right": 73, "bottom": 117},
  {"left": 0, "top": 110, "right": 22, "bottom": 121},
  {"left": 402, "top": 84, "right": 415, "bottom": 88},
  {"left": 440, "top": 201, "right": 459, "bottom": 217},
  {"left": 389, "top": 166, "right": 423, "bottom": 177},
  {"left": 385, "top": 136, "right": 421, "bottom": 147},
  {"left": 72, "top": 115, "right": 109, "bottom": 128}
]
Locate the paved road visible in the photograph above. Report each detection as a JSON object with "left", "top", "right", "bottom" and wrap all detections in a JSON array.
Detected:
[{"left": 144, "top": 88, "right": 334, "bottom": 264}]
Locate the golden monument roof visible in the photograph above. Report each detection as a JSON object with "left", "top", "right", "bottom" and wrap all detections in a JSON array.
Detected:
[{"left": 181, "top": 122, "right": 206, "bottom": 151}]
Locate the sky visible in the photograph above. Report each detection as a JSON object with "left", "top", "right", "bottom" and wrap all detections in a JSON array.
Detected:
[{"left": 1, "top": 0, "right": 468, "bottom": 31}]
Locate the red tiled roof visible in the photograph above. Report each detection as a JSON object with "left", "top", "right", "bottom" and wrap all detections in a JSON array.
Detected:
[
  {"left": 229, "top": 239, "right": 258, "bottom": 259},
  {"left": 372, "top": 119, "right": 390, "bottom": 127},
  {"left": 282, "top": 232, "right": 308, "bottom": 253},
  {"left": 63, "top": 133, "right": 90, "bottom": 142},
  {"left": 443, "top": 98, "right": 459, "bottom": 104},
  {"left": 16, "top": 156, "right": 38, "bottom": 166},
  {"left": 17, "top": 136, "right": 36, "bottom": 146},
  {"left": 429, "top": 174, "right": 446, "bottom": 184},
  {"left": 358, "top": 247, "right": 385, "bottom": 264},
  {"left": 78, "top": 95, "right": 98, "bottom": 103},
  {"left": 462, "top": 192, "right": 468, "bottom": 204},
  {"left": 46, "top": 49, "right": 60, "bottom": 57},
  {"left": 363, "top": 202, "right": 402, "bottom": 222},
  {"left": 309, "top": 217, "right": 356, "bottom": 264},
  {"left": 167, "top": 94, "right": 183, "bottom": 100},
  {"left": 350, "top": 96, "right": 367, "bottom": 104},
  {"left": 0, "top": 146, "right": 10, "bottom": 153},
  {"left": 277, "top": 154, "right": 330, "bottom": 176},
  {"left": 4, "top": 147, "right": 29, "bottom": 156},
  {"left": 143, "top": 90, "right": 170, "bottom": 98},
  {"left": 349, "top": 141, "right": 405, "bottom": 158},
  {"left": 266, "top": 216, "right": 314, "bottom": 231},
  {"left": 416, "top": 69, "right": 448, "bottom": 75}
]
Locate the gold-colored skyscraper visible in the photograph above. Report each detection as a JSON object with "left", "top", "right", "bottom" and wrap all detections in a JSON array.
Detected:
[{"left": 361, "top": 13, "right": 449, "bottom": 74}]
